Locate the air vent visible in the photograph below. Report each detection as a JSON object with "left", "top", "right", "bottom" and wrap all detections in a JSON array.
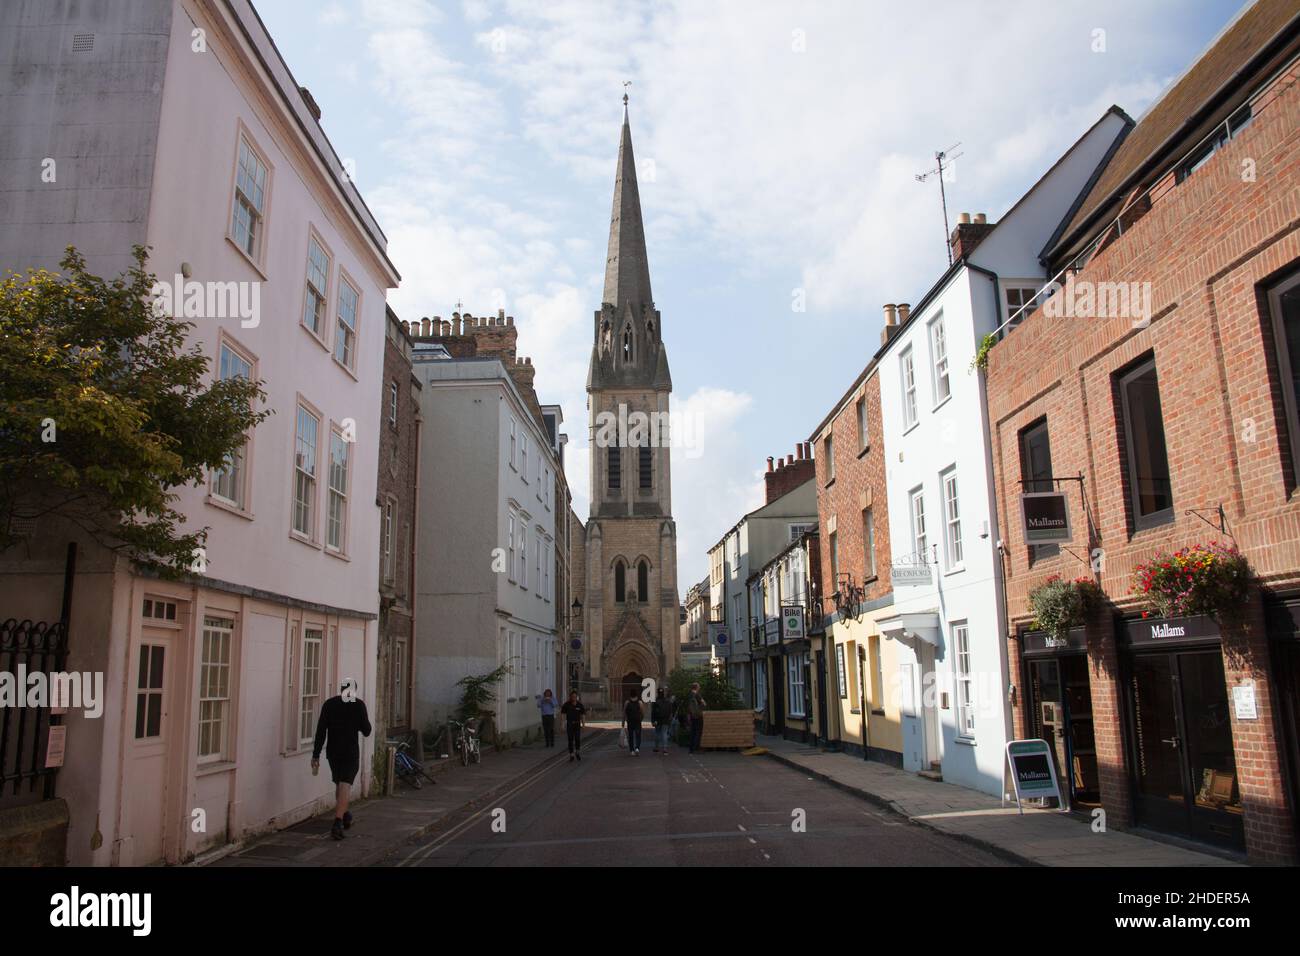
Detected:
[{"left": 72, "top": 33, "right": 94, "bottom": 53}]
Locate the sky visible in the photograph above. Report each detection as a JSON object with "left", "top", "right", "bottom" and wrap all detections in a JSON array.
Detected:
[{"left": 255, "top": 0, "right": 1248, "bottom": 594}]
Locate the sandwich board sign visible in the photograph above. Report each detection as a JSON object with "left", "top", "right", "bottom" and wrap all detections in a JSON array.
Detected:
[{"left": 1003, "top": 739, "right": 1067, "bottom": 814}]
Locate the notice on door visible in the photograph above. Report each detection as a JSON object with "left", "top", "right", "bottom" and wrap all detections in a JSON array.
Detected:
[{"left": 44, "top": 725, "right": 66, "bottom": 769}]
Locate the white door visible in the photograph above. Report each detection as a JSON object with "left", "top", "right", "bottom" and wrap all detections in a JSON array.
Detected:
[
  {"left": 920, "top": 642, "right": 942, "bottom": 769},
  {"left": 900, "top": 661, "right": 925, "bottom": 771},
  {"left": 125, "top": 631, "right": 171, "bottom": 864}
]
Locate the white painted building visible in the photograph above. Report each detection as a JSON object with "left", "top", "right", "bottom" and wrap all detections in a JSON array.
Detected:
[
  {"left": 875, "top": 108, "right": 1130, "bottom": 796},
  {"left": 410, "top": 348, "right": 563, "bottom": 740},
  {"left": 0, "top": 0, "right": 398, "bottom": 864}
]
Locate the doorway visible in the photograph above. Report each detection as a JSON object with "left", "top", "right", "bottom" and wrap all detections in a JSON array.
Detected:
[
  {"left": 126, "top": 629, "right": 172, "bottom": 864},
  {"left": 1026, "top": 655, "right": 1098, "bottom": 808},
  {"left": 1127, "top": 650, "right": 1243, "bottom": 849},
  {"left": 618, "top": 671, "right": 642, "bottom": 708}
]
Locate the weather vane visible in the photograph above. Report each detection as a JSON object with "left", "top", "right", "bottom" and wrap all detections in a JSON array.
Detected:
[{"left": 623, "top": 79, "right": 631, "bottom": 107}]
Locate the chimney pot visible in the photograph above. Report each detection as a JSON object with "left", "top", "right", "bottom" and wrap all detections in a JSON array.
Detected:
[
  {"left": 883, "top": 303, "right": 897, "bottom": 327},
  {"left": 897, "top": 303, "right": 911, "bottom": 325},
  {"left": 498, "top": 308, "right": 505, "bottom": 320},
  {"left": 786, "top": 454, "right": 794, "bottom": 467},
  {"left": 452, "top": 316, "right": 461, "bottom": 335},
  {"left": 959, "top": 212, "right": 971, "bottom": 225},
  {"left": 767, "top": 456, "right": 774, "bottom": 473},
  {"left": 420, "top": 318, "right": 430, "bottom": 336},
  {"left": 974, "top": 212, "right": 986, "bottom": 225},
  {"left": 507, "top": 315, "right": 514, "bottom": 326}
]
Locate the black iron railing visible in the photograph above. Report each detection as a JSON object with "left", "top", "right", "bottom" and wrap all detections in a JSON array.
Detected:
[{"left": 0, "top": 619, "right": 69, "bottom": 802}]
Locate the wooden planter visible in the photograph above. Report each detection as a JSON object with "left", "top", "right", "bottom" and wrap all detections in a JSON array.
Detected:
[{"left": 697, "top": 710, "right": 755, "bottom": 750}]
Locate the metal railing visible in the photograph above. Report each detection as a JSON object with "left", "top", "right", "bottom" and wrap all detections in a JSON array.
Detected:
[{"left": 0, "top": 619, "right": 69, "bottom": 803}]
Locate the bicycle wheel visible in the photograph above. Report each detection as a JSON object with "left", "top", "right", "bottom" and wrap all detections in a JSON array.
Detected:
[{"left": 471, "top": 739, "right": 481, "bottom": 765}]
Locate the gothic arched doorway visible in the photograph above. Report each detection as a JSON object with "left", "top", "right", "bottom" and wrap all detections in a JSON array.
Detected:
[{"left": 618, "top": 671, "right": 643, "bottom": 707}]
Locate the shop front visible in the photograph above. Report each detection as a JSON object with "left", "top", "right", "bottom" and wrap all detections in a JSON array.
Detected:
[
  {"left": 1119, "top": 614, "right": 1244, "bottom": 851},
  {"left": 1265, "top": 593, "right": 1300, "bottom": 857},
  {"left": 1020, "top": 626, "right": 1097, "bottom": 810}
]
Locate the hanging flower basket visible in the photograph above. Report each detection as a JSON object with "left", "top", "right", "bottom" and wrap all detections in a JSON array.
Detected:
[
  {"left": 1131, "top": 541, "right": 1250, "bottom": 620},
  {"left": 1028, "top": 575, "right": 1101, "bottom": 640}
]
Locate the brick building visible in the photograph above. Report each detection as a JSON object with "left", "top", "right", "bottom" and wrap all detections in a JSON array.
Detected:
[
  {"left": 808, "top": 359, "right": 901, "bottom": 761},
  {"left": 374, "top": 308, "right": 421, "bottom": 746},
  {"left": 985, "top": 0, "right": 1300, "bottom": 862}
]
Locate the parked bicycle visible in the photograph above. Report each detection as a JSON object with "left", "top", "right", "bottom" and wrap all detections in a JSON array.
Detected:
[
  {"left": 449, "top": 717, "right": 482, "bottom": 766},
  {"left": 388, "top": 737, "right": 437, "bottom": 789}
]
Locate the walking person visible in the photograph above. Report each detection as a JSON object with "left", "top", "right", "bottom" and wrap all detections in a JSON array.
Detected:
[
  {"left": 536, "top": 688, "right": 557, "bottom": 747},
  {"left": 651, "top": 687, "right": 671, "bottom": 754},
  {"left": 687, "top": 681, "right": 707, "bottom": 754},
  {"left": 311, "top": 679, "right": 372, "bottom": 841},
  {"left": 624, "top": 693, "right": 643, "bottom": 755},
  {"left": 561, "top": 690, "right": 586, "bottom": 761}
]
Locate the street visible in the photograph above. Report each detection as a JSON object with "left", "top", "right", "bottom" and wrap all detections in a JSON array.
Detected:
[{"left": 392, "top": 726, "right": 1007, "bottom": 867}]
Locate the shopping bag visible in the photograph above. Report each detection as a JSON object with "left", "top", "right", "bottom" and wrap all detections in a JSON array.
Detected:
[{"left": 619, "top": 726, "right": 628, "bottom": 749}]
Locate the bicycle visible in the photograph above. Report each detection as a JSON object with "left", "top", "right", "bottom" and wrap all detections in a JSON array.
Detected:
[
  {"left": 449, "top": 717, "right": 482, "bottom": 766},
  {"left": 388, "top": 738, "right": 437, "bottom": 789}
]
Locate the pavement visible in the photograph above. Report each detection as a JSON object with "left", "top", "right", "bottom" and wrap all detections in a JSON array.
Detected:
[
  {"left": 392, "top": 724, "right": 1008, "bottom": 867},
  {"left": 757, "top": 734, "right": 1241, "bottom": 867},
  {"left": 205, "top": 732, "right": 592, "bottom": 867}
]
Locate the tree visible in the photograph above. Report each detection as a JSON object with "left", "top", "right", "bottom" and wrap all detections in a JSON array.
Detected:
[
  {"left": 0, "top": 246, "right": 269, "bottom": 577},
  {"left": 667, "top": 665, "right": 743, "bottom": 711}
]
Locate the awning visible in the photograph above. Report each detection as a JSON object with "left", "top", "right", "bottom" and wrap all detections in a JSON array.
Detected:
[{"left": 877, "top": 612, "right": 942, "bottom": 647}]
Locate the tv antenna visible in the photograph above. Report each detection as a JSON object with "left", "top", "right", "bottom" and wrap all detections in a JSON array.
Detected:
[{"left": 915, "top": 143, "right": 963, "bottom": 265}]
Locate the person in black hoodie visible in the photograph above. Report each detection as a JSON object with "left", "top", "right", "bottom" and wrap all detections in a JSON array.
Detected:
[
  {"left": 624, "top": 693, "right": 643, "bottom": 755},
  {"left": 651, "top": 688, "right": 671, "bottom": 754},
  {"left": 311, "top": 679, "right": 371, "bottom": 840}
]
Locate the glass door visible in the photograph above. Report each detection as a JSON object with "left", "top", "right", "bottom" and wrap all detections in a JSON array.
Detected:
[{"left": 1128, "top": 650, "right": 1244, "bottom": 849}]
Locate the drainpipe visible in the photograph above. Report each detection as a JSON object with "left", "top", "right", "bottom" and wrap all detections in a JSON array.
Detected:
[{"left": 409, "top": 404, "right": 422, "bottom": 750}]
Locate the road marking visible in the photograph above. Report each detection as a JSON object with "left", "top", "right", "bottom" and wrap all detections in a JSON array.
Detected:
[
  {"left": 737, "top": 824, "right": 747, "bottom": 832},
  {"left": 398, "top": 732, "right": 607, "bottom": 866}
]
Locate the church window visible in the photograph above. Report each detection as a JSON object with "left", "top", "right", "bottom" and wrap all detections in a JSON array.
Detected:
[
  {"left": 637, "top": 560, "right": 649, "bottom": 603},
  {"left": 622, "top": 326, "right": 633, "bottom": 363},
  {"left": 608, "top": 446, "right": 621, "bottom": 490},
  {"left": 638, "top": 445, "right": 652, "bottom": 489},
  {"left": 615, "top": 561, "right": 626, "bottom": 602}
]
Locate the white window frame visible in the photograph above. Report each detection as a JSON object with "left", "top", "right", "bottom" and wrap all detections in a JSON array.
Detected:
[
  {"left": 787, "top": 652, "right": 807, "bottom": 718},
  {"left": 863, "top": 507, "right": 876, "bottom": 579},
  {"left": 929, "top": 313, "right": 950, "bottom": 405},
  {"left": 754, "top": 659, "right": 768, "bottom": 711},
  {"left": 326, "top": 426, "right": 350, "bottom": 554},
  {"left": 299, "top": 626, "right": 324, "bottom": 746},
  {"left": 389, "top": 381, "right": 398, "bottom": 425},
  {"left": 509, "top": 418, "right": 517, "bottom": 470},
  {"left": 856, "top": 395, "right": 868, "bottom": 450},
  {"left": 229, "top": 129, "right": 270, "bottom": 264},
  {"left": 521, "top": 432, "right": 529, "bottom": 482},
  {"left": 519, "top": 525, "right": 528, "bottom": 589},
  {"left": 507, "top": 512, "right": 517, "bottom": 583},
  {"left": 292, "top": 402, "right": 321, "bottom": 541},
  {"left": 941, "top": 466, "right": 963, "bottom": 570},
  {"left": 198, "top": 615, "right": 234, "bottom": 762},
  {"left": 334, "top": 274, "right": 360, "bottom": 371},
  {"left": 953, "top": 622, "right": 975, "bottom": 739},
  {"left": 824, "top": 434, "right": 835, "bottom": 482},
  {"left": 210, "top": 338, "right": 254, "bottom": 510},
  {"left": 910, "top": 487, "right": 927, "bottom": 560},
  {"left": 901, "top": 346, "right": 918, "bottom": 429},
  {"left": 381, "top": 499, "right": 395, "bottom": 584},
  {"left": 302, "top": 232, "right": 331, "bottom": 339}
]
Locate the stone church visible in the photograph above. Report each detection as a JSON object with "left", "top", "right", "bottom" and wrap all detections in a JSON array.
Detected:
[{"left": 582, "top": 98, "right": 679, "bottom": 705}]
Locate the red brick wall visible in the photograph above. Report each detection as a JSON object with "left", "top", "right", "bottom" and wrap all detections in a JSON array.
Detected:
[
  {"left": 765, "top": 449, "right": 816, "bottom": 504},
  {"left": 985, "top": 62, "right": 1300, "bottom": 862},
  {"left": 812, "top": 368, "right": 892, "bottom": 604}
]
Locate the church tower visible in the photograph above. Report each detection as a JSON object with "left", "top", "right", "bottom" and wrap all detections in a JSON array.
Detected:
[{"left": 584, "top": 96, "right": 679, "bottom": 705}]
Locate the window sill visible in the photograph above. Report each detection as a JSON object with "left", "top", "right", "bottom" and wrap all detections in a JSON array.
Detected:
[
  {"left": 902, "top": 421, "right": 919, "bottom": 437},
  {"left": 301, "top": 320, "right": 331, "bottom": 353},
  {"left": 1128, "top": 511, "right": 1176, "bottom": 540},
  {"left": 332, "top": 354, "right": 359, "bottom": 382},
  {"left": 953, "top": 736, "right": 977, "bottom": 747},
  {"left": 931, "top": 394, "right": 952, "bottom": 414},
  {"left": 197, "top": 759, "right": 237, "bottom": 777},
  {"left": 325, "top": 547, "right": 350, "bottom": 562},
  {"left": 944, "top": 565, "right": 965, "bottom": 577},
  {"left": 289, "top": 530, "right": 322, "bottom": 551},
  {"left": 206, "top": 494, "right": 254, "bottom": 521},
  {"left": 225, "top": 234, "right": 268, "bottom": 280}
]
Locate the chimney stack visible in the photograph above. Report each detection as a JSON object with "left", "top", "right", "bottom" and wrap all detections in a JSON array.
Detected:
[
  {"left": 950, "top": 213, "right": 995, "bottom": 260},
  {"left": 764, "top": 443, "right": 817, "bottom": 504},
  {"left": 767, "top": 456, "right": 775, "bottom": 472}
]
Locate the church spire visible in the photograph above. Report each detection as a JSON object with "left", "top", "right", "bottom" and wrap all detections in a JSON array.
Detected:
[{"left": 602, "top": 92, "right": 653, "bottom": 312}]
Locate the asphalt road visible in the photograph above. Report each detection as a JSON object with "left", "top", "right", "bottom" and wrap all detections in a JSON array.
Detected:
[{"left": 393, "top": 729, "right": 1008, "bottom": 867}]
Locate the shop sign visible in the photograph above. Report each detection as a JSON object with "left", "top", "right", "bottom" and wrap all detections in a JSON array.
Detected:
[
  {"left": 1022, "top": 627, "right": 1086, "bottom": 655},
  {"left": 1121, "top": 614, "right": 1219, "bottom": 647},
  {"left": 781, "top": 606, "right": 805, "bottom": 640},
  {"left": 1021, "top": 491, "right": 1073, "bottom": 544},
  {"left": 1003, "top": 739, "right": 1067, "bottom": 814},
  {"left": 709, "top": 622, "right": 729, "bottom": 648},
  {"left": 890, "top": 552, "right": 932, "bottom": 588}
]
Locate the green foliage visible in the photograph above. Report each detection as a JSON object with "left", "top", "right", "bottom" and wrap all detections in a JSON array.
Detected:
[
  {"left": 0, "top": 246, "right": 269, "bottom": 576},
  {"left": 1028, "top": 575, "right": 1101, "bottom": 639},
  {"left": 969, "top": 332, "right": 997, "bottom": 373},
  {"left": 667, "top": 665, "right": 743, "bottom": 711},
  {"left": 456, "top": 660, "right": 513, "bottom": 719}
]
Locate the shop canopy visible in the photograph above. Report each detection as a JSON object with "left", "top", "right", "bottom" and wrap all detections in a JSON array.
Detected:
[{"left": 878, "top": 612, "right": 941, "bottom": 646}]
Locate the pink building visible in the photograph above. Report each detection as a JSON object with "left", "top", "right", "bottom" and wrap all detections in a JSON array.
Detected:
[{"left": 0, "top": 0, "right": 399, "bottom": 863}]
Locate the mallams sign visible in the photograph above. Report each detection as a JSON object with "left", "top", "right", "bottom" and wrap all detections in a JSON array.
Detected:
[{"left": 1020, "top": 491, "right": 1072, "bottom": 544}]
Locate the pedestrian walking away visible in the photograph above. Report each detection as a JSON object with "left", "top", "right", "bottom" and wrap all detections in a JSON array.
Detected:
[
  {"left": 624, "top": 693, "right": 643, "bottom": 754},
  {"left": 687, "top": 681, "right": 707, "bottom": 754},
  {"left": 651, "top": 687, "right": 671, "bottom": 754},
  {"left": 560, "top": 690, "right": 586, "bottom": 761},
  {"left": 311, "top": 678, "right": 372, "bottom": 841},
  {"left": 536, "top": 688, "right": 557, "bottom": 747}
]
